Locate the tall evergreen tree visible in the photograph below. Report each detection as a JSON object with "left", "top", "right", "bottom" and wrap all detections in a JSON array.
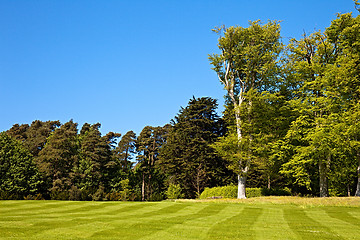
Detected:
[
  {"left": 24, "top": 120, "right": 61, "bottom": 157},
  {"left": 36, "top": 120, "right": 79, "bottom": 199},
  {"left": 7, "top": 120, "right": 60, "bottom": 157},
  {"left": 160, "top": 97, "right": 232, "bottom": 198},
  {"left": 72, "top": 123, "right": 120, "bottom": 200},
  {"left": 136, "top": 125, "right": 168, "bottom": 201},
  {"left": 6, "top": 123, "right": 29, "bottom": 142},
  {"left": 115, "top": 131, "right": 136, "bottom": 174},
  {"left": 108, "top": 131, "right": 136, "bottom": 192}
]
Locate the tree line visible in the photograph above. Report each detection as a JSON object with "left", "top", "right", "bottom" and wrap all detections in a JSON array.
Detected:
[
  {"left": 0, "top": 97, "right": 233, "bottom": 200},
  {"left": 1, "top": 4, "right": 360, "bottom": 200}
]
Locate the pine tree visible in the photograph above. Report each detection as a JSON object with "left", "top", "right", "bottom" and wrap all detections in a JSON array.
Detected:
[
  {"left": 72, "top": 123, "right": 120, "bottom": 200},
  {"left": 36, "top": 120, "right": 79, "bottom": 199},
  {"left": 136, "top": 125, "right": 168, "bottom": 201},
  {"left": 160, "top": 97, "right": 232, "bottom": 198}
]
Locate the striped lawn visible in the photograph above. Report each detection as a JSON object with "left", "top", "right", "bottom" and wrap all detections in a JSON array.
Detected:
[{"left": 0, "top": 199, "right": 359, "bottom": 239}]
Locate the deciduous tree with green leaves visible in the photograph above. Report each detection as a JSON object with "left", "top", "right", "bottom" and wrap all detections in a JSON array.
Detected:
[
  {"left": 0, "top": 132, "right": 43, "bottom": 199},
  {"left": 209, "top": 21, "right": 282, "bottom": 198}
]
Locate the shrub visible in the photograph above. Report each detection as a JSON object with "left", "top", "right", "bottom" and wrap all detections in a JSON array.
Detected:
[
  {"left": 165, "top": 184, "right": 184, "bottom": 199},
  {"left": 199, "top": 185, "right": 292, "bottom": 199},
  {"left": 0, "top": 191, "right": 21, "bottom": 200},
  {"left": 24, "top": 193, "right": 44, "bottom": 200},
  {"left": 91, "top": 186, "right": 106, "bottom": 201},
  {"left": 149, "top": 192, "right": 164, "bottom": 201},
  {"left": 199, "top": 185, "right": 237, "bottom": 199},
  {"left": 106, "top": 191, "right": 122, "bottom": 201},
  {"left": 69, "top": 186, "right": 82, "bottom": 201},
  {"left": 50, "top": 190, "right": 69, "bottom": 200},
  {"left": 246, "top": 188, "right": 263, "bottom": 198},
  {"left": 119, "top": 179, "right": 131, "bottom": 201}
]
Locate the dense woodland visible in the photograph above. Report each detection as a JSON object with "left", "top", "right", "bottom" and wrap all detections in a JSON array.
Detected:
[{"left": 1, "top": 5, "right": 360, "bottom": 200}]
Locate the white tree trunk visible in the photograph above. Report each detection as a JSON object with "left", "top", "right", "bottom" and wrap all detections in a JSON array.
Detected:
[
  {"left": 141, "top": 173, "right": 145, "bottom": 201},
  {"left": 238, "top": 175, "right": 247, "bottom": 199},
  {"left": 235, "top": 107, "right": 248, "bottom": 199},
  {"left": 355, "top": 153, "right": 360, "bottom": 197},
  {"left": 219, "top": 62, "right": 249, "bottom": 200},
  {"left": 355, "top": 167, "right": 360, "bottom": 196}
]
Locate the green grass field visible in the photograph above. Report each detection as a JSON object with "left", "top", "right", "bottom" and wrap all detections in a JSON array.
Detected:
[{"left": 1, "top": 197, "right": 360, "bottom": 239}]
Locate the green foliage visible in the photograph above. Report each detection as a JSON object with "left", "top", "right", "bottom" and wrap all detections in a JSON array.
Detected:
[
  {"left": 73, "top": 123, "right": 120, "bottom": 197},
  {"left": 108, "top": 179, "right": 133, "bottom": 201},
  {"left": 106, "top": 179, "right": 135, "bottom": 201},
  {"left": 0, "top": 132, "right": 43, "bottom": 199},
  {"left": 136, "top": 125, "right": 168, "bottom": 201},
  {"left": 199, "top": 185, "right": 237, "bottom": 199},
  {"left": 36, "top": 120, "right": 79, "bottom": 197},
  {"left": 165, "top": 184, "right": 184, "bottom": 199},
  {"left": 6, "top": 120, "right": 61, "bottom": 156},
  {"left": 209, "top": 20, "right": 283, "bottom": 199},
  {"left": 279, "top": 11, "right": 360, "bottom": 197},
  {"left": 160, "top": 97, "right": 233, "bottom": 198},
  {"left": 199, "top": 185, "right": 291, "bottom": 199},
  {"left": 91, "top": 185, "right": 106, "bottom": 201}
]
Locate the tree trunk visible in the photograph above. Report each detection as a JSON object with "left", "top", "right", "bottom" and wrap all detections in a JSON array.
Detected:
[
  {"left": 319, "top": 160, "right": 329, "bottom": 197},
  {"left": 237, "top": 174, "right": 247, "bottom": 199},
  {"left": 141, "top": 173, "right": 145, "bottom": 201},
  {"left": 124, "top": 147, "right": 128, "bottom": 170},
  {"left": 355, "top": 152, "right": 360, "bottom": 196},
  {"left": 355, "top": 167, "right": 360, "bottom": 197},
  {"left": 267, "top": 175, "right": 271, "bottom": 189},
  {"left": 148, "top": 173, "right": 152, "bottom": 199}
]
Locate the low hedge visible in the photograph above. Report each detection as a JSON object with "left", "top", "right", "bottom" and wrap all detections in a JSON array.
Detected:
[{"left": 199, "top": 185, "right": 291, "bottom": 199}]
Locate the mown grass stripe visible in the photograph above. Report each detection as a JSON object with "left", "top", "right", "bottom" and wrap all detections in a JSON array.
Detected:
[
  {"left": 1, "top": 200, "right": 360, "bottom": 240},
  {"left": 101, "top": 202, "right": 157, "bottom": 216},
  {"left": 88, "top": 202, "right": 193, "bottom": 239},
  {"left": 0, "top": 200, "right": 77, "bottom": 214},
  {"left": 143, "top": 203, "right": 235, "bottom": 240},
  {"left": 0, "top": 202, "right": 159, "bottom": 239},
  {"left": 208, "top": 206, "right": 263, "bottom": 239},
  {"left": 284, "top": 207, "right": 344, "bottom": 240},
  {"left": 253, "top": 205, "right": 297, "bottom": 240},
  {"left": 318, "top": 207, "right": 360, "bottom": 239},
  {"left": 325, "top": 207, "right": 360, "bottom": 228},
  {"left": 123, "top": 203, "right": 226, "bottom": 240}
]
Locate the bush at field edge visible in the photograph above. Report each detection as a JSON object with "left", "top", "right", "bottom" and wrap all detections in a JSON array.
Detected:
[{"left": 199, "top": 185, "right": 291, "bottom": 199}]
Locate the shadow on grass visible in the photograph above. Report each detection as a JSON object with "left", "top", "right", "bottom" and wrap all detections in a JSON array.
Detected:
[
  {"left": 207, "top": 207, "right": 262, "bottom": 240},
  {"left": 325, "top": 207, "right": 360, "bottom": 228},
  {"left": 283, "top": 207, "right": 344, "bottom": 240},
  {"left": 90, "top": 203, "right": 227, "bottom": 239}
]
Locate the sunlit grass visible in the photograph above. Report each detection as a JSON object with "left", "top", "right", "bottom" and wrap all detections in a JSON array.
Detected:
[
  {"left": 0, "top": 197, "right": 359, "bottom": 239},
  {"left": 185, "top": 196, "right": 360, "bottom": 207}
]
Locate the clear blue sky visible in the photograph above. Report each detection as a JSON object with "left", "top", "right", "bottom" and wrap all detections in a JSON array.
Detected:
[{"left": 0, "top": 0, "right": 357, "bottom": 136}]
